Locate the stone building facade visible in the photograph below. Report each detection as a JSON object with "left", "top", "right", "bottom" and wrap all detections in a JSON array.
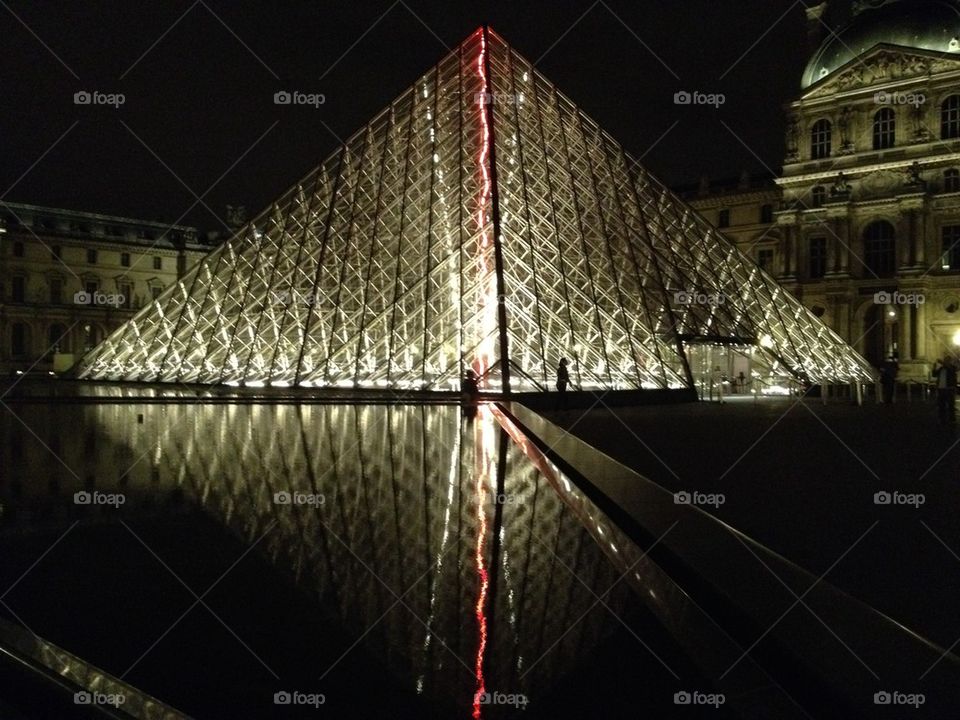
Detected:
[
  {"left": 0, "top": 202, "right": 211, "bottom": 375},
  {"left": 684, "top": 0, "right": 960, "bottom": 382}
]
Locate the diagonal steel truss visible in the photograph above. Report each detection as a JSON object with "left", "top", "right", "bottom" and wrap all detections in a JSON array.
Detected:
[{"left": 76, "top": 27, "right": 874, "bottom": 391}]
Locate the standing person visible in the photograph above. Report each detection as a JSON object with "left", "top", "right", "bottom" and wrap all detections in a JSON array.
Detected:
[
  {"left": 461, "top": 369, "right": 479, "bottom": 419},
  {"left": 738, "top": 371, "right": 746, "bottom": 393},
  {"left": 932, "top": 357, "right": 958, "bottom": 425},
  {"left": 556, "top": 358, "right": 570, "bottom": 393}
]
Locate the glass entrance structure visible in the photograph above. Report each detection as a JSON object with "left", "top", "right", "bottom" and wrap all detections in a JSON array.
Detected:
[{"left": 75, "top": 28, "right": 874, "bottom": 392}]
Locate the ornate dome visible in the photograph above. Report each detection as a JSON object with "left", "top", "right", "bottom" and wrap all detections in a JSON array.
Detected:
[{"left": 802, "top": 0, "right": 960, "bottom": 88}]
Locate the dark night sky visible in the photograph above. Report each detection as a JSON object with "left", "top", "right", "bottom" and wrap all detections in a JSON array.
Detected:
[{"left": 0, "top": 1, "right": 851, "bottom": 234}]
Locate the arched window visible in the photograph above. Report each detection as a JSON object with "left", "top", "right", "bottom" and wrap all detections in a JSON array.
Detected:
[
  {"left": 48, "top": 323, "right": 69, "bottom": 353},
  {"left": 941, "top": 95, "right": 960, "bottom": 139},
  {"left": 873, "top": 108, "right": 896, "bottom": 149},
  {"left": 11, "top": 323, "right": 29, "bottom": 356},
  {"left": 811, "top": 119, "right": 832, "bottom": 159},
  {"left": 945, "top": 168, "right": 960, "bottom": 192},
  {"left": 863, "top": 221, "right": 897, "bottom": 277}
]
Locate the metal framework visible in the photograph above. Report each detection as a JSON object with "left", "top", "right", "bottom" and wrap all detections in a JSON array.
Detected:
[{"left": 76, "top": 27, "right": 874, "bottom": 391}]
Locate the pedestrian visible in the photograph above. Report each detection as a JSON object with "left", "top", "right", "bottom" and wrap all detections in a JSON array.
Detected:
[
  {"left": 738, "top": 371, "right": 746, "bottom": 393},
  {"left": 932, "top": 357, "right": 957, "bottom": 425},
  {"left": 556, "top": 358, "right": 570, "bottom": 394},
  {"left": 461, "top": 369, "right": 479, "bottom": 419}
]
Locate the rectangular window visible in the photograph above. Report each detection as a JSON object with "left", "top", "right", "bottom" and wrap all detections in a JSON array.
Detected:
[
  {"left": 758, "top": 249, "right": 774, "bottom": 271},
  {"left": 718, "top": 209, "right": 730, "bottom": 228},
  {"left": 87, "top": 248, "right": 97, "bottom": 264},
  {"left": 11, "top": 324, "right": 26, "bottom": 355},
  {"left": 85, "top": 280, "right": 98, "bottom": 296},
  {"left": 760, "top": 204, "right": 773, "bottom": 224},
  {"left": 12, "top": 276, "right": 25, "bottom": 302},
  {"left": 12, "top": 241, "right": 24, "bottom": 257},
  {"left": 153, "top": 256, "right": 162, "bottom": 270},
  {"left": 118, "top": 283, "right": 132, "bottom": 308},
  {"left": 809, "top": 237, "right": 827, "bottom": 279},
  {"left": 50, "top": 277, "right": 62, "bottom": 304},
  {"left": 942, "top": 225, "right": 960, "bottom": 270},
  {"left": 51, "top": 245, "right": 61, "bottom": 260},
  {"left": 151, "top": 286, "right": 162, "bottom": 300},
  {"left": 121, "top": 252, "right": 130, "bottom": 267}
]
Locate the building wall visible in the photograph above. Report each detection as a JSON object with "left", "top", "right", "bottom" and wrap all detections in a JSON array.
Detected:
[
  {"left": 680, "top": 46, "right": 960, "bottom": 382},
  {"left": 0, "top": 203, "right": 212, "bottom": 375}
]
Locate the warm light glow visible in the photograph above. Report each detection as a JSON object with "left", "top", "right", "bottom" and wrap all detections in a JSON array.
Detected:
[{"left": 953, "top": 330, "right": 960, "bottom": 347}]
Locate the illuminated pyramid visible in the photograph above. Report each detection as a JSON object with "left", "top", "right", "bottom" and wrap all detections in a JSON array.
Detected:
[{"left": 77, "top": 27, "right": 873, "bottom": 391}]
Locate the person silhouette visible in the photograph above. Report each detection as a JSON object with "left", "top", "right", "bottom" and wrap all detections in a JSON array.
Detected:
[{"left": 556, "top": 358, "right": 570, "bottom": 394}]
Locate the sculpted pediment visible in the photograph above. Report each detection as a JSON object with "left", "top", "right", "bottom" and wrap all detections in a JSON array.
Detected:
[{"left": 803, "top": 44, "right": 960, "bottom": 99}]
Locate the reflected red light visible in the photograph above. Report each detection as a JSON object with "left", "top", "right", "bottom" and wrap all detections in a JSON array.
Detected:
[{"left": 472, "top": 405, "right": 494, "bottom": 718}]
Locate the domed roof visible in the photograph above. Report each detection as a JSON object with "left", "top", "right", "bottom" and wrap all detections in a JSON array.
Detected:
[{"left": 802, "top": 0, "right": 960, "bottom": 88}]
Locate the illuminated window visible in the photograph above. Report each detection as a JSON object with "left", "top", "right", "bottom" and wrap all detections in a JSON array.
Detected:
[
  {"left": 873, "top": 108, "right": 896, "bottom": 150},
  {"left": 942, "top": 95, "right": 960, "bottom": 139},
  {"left": 942, "top": 225, "right": 960, "bottom": 270},
  {"left": 945, "top": 169, "right": 960, "bottom": 192},
  {"left": 809, "top": 237, "right": 827, "bottom": 279},
  {"left": 811, "top": 119, "right": 832, "bottom": 159},
  {"left": 863, "top": 221, "right": 896, "bottom": 277}
]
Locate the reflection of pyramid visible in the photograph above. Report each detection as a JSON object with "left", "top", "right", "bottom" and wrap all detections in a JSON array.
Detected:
[{"left": 77, "top": 27, "right": 873, "bottom": 391}]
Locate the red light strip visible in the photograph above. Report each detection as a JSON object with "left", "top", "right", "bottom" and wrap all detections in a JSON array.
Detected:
[
  {"left": 474, "top": 29, "right": 497, "bottom": 382},
  {"left": 471, "top": 405, "right": 493, "bottom": 719}
]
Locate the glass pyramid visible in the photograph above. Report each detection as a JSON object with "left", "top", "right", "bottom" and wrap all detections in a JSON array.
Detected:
[{"left": 76, "top": 27, "right": 874, "bottom": 391}]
